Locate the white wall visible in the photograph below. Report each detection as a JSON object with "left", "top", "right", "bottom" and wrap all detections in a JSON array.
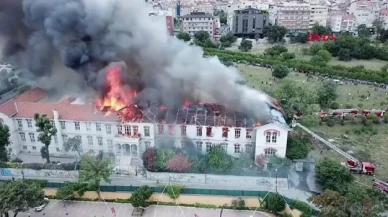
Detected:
[{"left": 255, "top": 123, "right": 288, "bottom": 159}]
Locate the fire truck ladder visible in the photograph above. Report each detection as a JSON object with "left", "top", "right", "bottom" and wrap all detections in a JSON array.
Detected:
[{"left": 291, "top": 122, "right": 359, "bottom": 163}]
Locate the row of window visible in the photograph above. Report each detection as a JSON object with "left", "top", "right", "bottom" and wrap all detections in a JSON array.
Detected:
[
  {"left": 157, "top": 125, "right": 254, "bottom": 139},
  {"left": 195, "top": 142, "right": 254, "bottom": 154},
  {"left": 265, "top": 132, "right": 278, "bottom": 143}
]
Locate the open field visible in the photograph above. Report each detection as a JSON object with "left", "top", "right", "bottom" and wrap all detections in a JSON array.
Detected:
[
  {"left": 229, "top": 43, "right": 388, "bottom": 71},
  {"left": 237, "top": 64, "right": 388, "bottom": 180}
]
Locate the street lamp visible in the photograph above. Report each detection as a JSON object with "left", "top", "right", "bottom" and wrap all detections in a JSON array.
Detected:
[
  {"left": 219, "top": 204, "right": 227, "bottom": 217},
  {"left": 275, "top": 168, "right": 278, "bottom": 193}
]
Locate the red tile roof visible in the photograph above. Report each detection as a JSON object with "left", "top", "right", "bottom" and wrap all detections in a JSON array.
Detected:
[
  {"left": 381, "top": 8, "right": 388, "bottom": 16},
  {"left": 0, "top": 87, "right": 119, "bottom": 122}
]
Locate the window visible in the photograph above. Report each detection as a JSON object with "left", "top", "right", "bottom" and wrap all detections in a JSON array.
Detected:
[
  {"left": 23, "top": 146, "right": 27, "bottom": 150},
  {"left": 222, "top": 128, "right": 228, "bottom": 138},
  {"left": 196, "top": 126, "right": 202, "bottom": 136},
  {"left": 60, "top": 121, "right": 66, "bottom": 130},
  {"left": 54, "top": 135, "right": 58, "bottom": 144},
  {"left": 87, "top": 136, "right": 93, "bottom": 146},
  {"left": 168, "top": 125, "right": 174, "bottom": 135},
  {"left": 206, "top": 142, "right": 212, "bottom": 153},
  {"left": 245, "top": 144, "right": 253, "bottom": 153},
  {"left": 235, "top": 128, "right": 241, "bottom": 138},
  {"left": 180, "top": 126, "right": 186, "bottom": 136},
  {"left": 271, "top": 132, "right": 278, "bottom": 143},
  {"left": 133, "top": 126, "right": 139, "bottom": 136},
  {"left": 26, "top": 119, "right": 32, "bottom": 128},
  {"left": 19, "top": 132, "right": 26, "bottom": 141},
  {"left": 196, "top": 141, "right": 202, "bottom": 152},
  {"left": 246, "top": 129, "right": 253, "bottom": 139},
  {"left": 265, "top": 132, "right": 271, "bottom": 143},
  {"left": 96, "top": 123, "right": 101, "bottom": 131},
  {"left": 56, "top": 148, "right": 60, "bottom": 152},
  {"left": 145, "top": 141, "right": 151, "bottom": 149},
  {"left": 124, "top": 125, "right": 131, "bottom": 135},
  {"left": 144, "top": 126, "right": 150, "bottom": 137},
  {"left": 105, "top": 124, "right": 111, "bottom": 134},
  {"left": 265, "top": 148, "right": 276, "bottom": 158},
  {"left": 17, "top": 119, "right": 22, "bottom": 128},
  {"left": 97, "top": 137, "right": 103, "bottom": 146},
  {"left": 158, "top": 125, "right": 164, "bottom": 135},
  {"left": 221, "top": 143, "right": 228, "bottom": 152},
  {"left": 234, "top": 144, "right": 241, "bottom": 153},
  {"left": 29, "top": 133, "right": 35, "bottom": 142},
  {"left": 85, "top": 122, "right": 91, "bottom": 131},
  {"left": 206, "top": 127, "right": 212, "bottom": 137},
  {"left": 107, "top": 139, "right": 113, "bottom": 152},
  {"left": 32, "top": 146, "right": 36, "bottom": 150},
  {"left": 75, "top": 122, "right": 80, "bottom": 130},
  {"left": 62, "top": 134, "right": 68, "bottom": 143},
  {"left": 117, "top": 125, "right": 122, "bottom": 135}
]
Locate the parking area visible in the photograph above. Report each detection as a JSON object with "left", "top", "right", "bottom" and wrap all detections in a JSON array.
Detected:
[{"left": 13, "top": 200, "right": 273, "bottom": 217}]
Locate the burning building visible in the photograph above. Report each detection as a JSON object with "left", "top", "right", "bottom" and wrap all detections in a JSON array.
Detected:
[{"left": 0, "top": 0, "right": 290, "bottom": 162}]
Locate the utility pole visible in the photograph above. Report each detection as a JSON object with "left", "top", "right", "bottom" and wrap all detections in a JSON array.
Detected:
[
  {"left": 275, "top": 168, "right": 278, "bottom": 193},
  {"left": 21, "top": 163, "right": 25, "bottom": 181}
]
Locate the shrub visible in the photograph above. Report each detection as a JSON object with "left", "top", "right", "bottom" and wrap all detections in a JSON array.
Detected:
[
  {"left": 291, "top": 200, "right": 313, "bottom": 217},
  {"left": 166, "top": 154, "right": 192, "bottom": 172},
  {"left": 231, "top": 197, "right": 246, "bottom": 210},
  {"left": 130, "top": 185, "right": 153, "bottom": 208},
  {"left": 161, "top": 185, "right": 184, "bottom": 199},
  {"left": 329, "top": 102, "right": 339, "bottom": 109},
  {"left": 272, "top": 66, "right": 289, "bottom": 79},
  {"left": 327, "top": 118, "right": 335, "bottom": 127},
  {"left": 345, "top": 104, "right": 353, "bottom": 109},
  {"left": 11, "top": 158, "right": 23, "bottom": 163},
  {"left": 262, "top": 193, "right": 285, "bottom": 213},
  {"left": 282, "top": 52, "right": 296, "bottom": 60},
  {"left": 316, "top": 49, "right": 332, "bottom": 62},
  {"left": 142, "top": 148, "right": 157, "bottom": 171}
]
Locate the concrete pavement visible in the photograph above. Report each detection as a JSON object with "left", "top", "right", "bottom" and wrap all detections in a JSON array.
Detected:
[{"left": 12, "top": 201, "right": 275, "bottom": 217}]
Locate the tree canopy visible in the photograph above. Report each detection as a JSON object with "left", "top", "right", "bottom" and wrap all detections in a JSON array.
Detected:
[
  {"left": 264, "top": 25, "right": 287, "bottom": 43},
  {"left": 238, "top": 39, "right": 253, "bottom": 52},
  {"left": 317, "top": 81, "right": 338, "bottom": 109},
  {"left": 315, "top": 158, "right": 354, "bottom": 193},
  {"left": 34, "top": 113, "right": 57, "bottom": 163},
  {"left": 64, "top": 136, "right": 82, "bottom": 158},
  {"left": 272, "top": 66, "right": 289, "bottom": 79},
  {"left": 0, "top": 123, "right": 10, "bottom": 162},
  {"left": 208, "top": 146, "right": 232, "bottom": 172},
  {"left": 129, "top": 186, "right": 153, "bottom": 208},
  {"left": 176, "top": 32, "right": 191, "bottom": 42}
]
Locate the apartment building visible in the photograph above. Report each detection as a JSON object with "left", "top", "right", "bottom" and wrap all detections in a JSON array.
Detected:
[
  {"left": 0, "top": 88, "right": 290, "bottom": 162},
  {"left": 328, "top": 11, "right": 357, "bottom": 33},
  {"left": 181, "top": 12, "right": 219, "bottom": 40},
  {"left": 276, "top": 2, "right": 310, "bottom": 32},
  {"left": 380, "top": 8, "right": 388, "bottom": 29},
  {"left": 309, "top": 4, "right": 329, "bottom": 29},
  {"left": 348, "top": 1, "right": 379, "bottom": 28},
  {"left": 232, "top": 7, "right": 269, "bottom": 38},
  {"left": 149, "top": 11, "right": 174, "bottom": 36}
]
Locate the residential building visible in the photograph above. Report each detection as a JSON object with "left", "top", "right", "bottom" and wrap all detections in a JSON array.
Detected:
[
  {"left": 341, "top": 14, "right": 357, "bottom": 33},
  {"left": 328, "top": 11, "right": 357, "bottom": 33},
  {"left": 0, "top": 88, "right": 290, "bottom": 163},
  {"left": 149, "top": 11, "right": 174, "bottom": 36},
  {"left": 276, "top": 2, "right": 310, "bottom": 33},
  {"left": 380, "top": 8, "right": 388, "bottom": 29},
  {"left": 181, "top": 12, "right": 218, "bottom": 40},
  {"left": 347, "top": 1, "right": 379, "bottom": 28},
  {"left": 232, "top": 7, "right": 269, "bottom": 38},
  {"left": 328, "top": 11, "right": 345, "bottom": 32},
  {"left": 309, "top": 4, "right": 329, "bottom": 29}
]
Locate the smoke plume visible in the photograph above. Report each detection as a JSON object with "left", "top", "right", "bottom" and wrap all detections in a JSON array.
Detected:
[{"left": 0, "top": 0, "right": 271, "bottom": 120}]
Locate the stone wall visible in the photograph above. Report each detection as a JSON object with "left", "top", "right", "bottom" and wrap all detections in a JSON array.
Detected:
[
  {"left": 0, "top": 168, "right": 78, "bottom": 179},
  {"left": 146, "top": 171, "right": 289, "bottom": 189}
]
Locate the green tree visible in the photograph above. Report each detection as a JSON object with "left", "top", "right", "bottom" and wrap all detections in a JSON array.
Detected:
[
  {"left": 272, "top": 66, "right": 289, "bottom": 79},
  {"left": 194, "top": 31, "right": 211, "bottom": 44},
  {"left": 34, "top": 113, "right": 57, "bottom": 163},
  {"left": 372, "top": 19, "right": 384, "bottom": 36},
  {"left": 232, "top": 153, "right": 252, "bottom": 172},
  {"left": 310, "top": 55, "right": 327, "bottom": 66},
  {"left": 315, "top": 158, "right": 354, "bottom": 192},
  {"left": 268, "top": 155, "right": 292, "bottom": 170},
  {"left": 264, "top": 45, "right": 288, "bottom": 56},
  {"left": 0, "top": 123, "right": 10, "bottom": 162},
  {"left": 176, "top": 32, "right": 191, "bottom": 42},
  {"left": 291, "top": 33, "right": 308, "bottom": 44},
  {"left": 129, "top": 185, "right": 153, "bottom": 208},
  {"left": 231, "top": 197, "right": 246, "bottom": 210},
  {"left": 156, "top": 149, "right": 175, "bottom": 171},
  {"left": 264, "top": 25, "right": 287, "bottom": 43},
  {"left": 238, "top": 39, "right": 253, "bottom": 52},
  {"left": 317, "top": 81, "right": 338, "bottom": 109},
  {"left": 0, "top": 180, "right": 45, "bottom": 217},
  {"left": 281, "top": 52, "right": 296, "bottom": 60},
  {"left": 56, "top": 182, "right": 89, "bottom": 200},
  {"left": 208, "top": 146, "right": 232, "bottom": 172},
  {"left": 337, "top": 48, "right": 352, "bottom": 61},
  {"left": 64, "top": 136, "right": 82, "bottom": 159},
  {"left": 312, "top": 23, "right": 331, "bottom": 35},
  {"left": 286, "top": 136, "right": 311, "bottom": 160},
  {"left": 300, "top": 114, "right": 321, "bottom": 127},
  {"left": 214, "top": 10, "right": 227, "bottom": 24},
  {"left": 79, "top": 154, "right": 112, "bottom": 200},
  {"left": 357, "top": 24, "right": 371, "bottom": 38},
  {"left": 220, "top": 32, "right": 237, "bottom": 48},
  {"left": 309, "top": 190, "right": 348, "bottom": 217},
  {"left": 291, "top": 200, "right": 313, "bottom": 217},
  {"left": 316, "top": 49, "right": 332, "bottom": 62},
  {"left": 262, "top": 193, "right": 286, "bottom": 213}
]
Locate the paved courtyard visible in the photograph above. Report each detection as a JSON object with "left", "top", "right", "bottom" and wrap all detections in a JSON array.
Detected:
[{"left": 14, "top": 201, "right": 273, "bottom": 217}]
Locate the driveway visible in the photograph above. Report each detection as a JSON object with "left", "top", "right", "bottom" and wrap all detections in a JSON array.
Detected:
[{"left": 13, "top": 200, "right": 273, "bottom": 217}]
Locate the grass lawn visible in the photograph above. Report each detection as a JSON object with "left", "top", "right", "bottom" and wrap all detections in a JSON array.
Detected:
[{"left": 237, "top": 64, "right": 388, "bottom": 180}]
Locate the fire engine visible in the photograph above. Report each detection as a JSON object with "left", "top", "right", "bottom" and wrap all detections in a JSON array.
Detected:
[
  {"left": 373, "top": 179, "right": 388, "bottom": 193},
  {"left": 319, "top": 109, "right": 385, "bottom": 118},
  {"left": 346, "top": 160, "right": 375, "bottom": 175}
]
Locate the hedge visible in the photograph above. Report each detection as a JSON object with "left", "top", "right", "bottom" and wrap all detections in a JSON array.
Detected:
[{"left": 203, "top": 48, "right": 388, "bottom": 84}]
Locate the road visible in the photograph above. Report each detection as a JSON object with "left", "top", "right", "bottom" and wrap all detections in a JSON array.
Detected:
[
  {"left": 1, "top": 174, "right": 313, "bottom": 203},
  {"left": 11, "top": 201, "right": 274, "bottom": 217}
]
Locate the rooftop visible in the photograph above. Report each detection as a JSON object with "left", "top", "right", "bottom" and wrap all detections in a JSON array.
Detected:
[{"left": 181, "top": 12, "right": 214, "bottom": 18}]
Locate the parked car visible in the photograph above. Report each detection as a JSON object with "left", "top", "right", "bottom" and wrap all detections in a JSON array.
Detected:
[{"left": 34, "top": 198, "right": 49, "bottom": 212}]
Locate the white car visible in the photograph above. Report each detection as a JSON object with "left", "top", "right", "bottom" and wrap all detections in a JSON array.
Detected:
[{"left": 34, "top": 198, "right": 49, "bottom": 212}]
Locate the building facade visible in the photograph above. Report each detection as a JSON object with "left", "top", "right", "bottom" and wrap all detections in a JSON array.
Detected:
[
  {"left": 380, "top": 8, "right": 388, "bottom": 29},
  {"left": 181, "top": 12, "right": 218, "bottom": 40},
  {"left": 347, "top": 1, "right": 379, "bottom": 28},
  {"left": 276, "top": 2, "right": 310, "bottom": 33},
  {"left": 328, "top": 11, "right": 357, "bottom": 33},
  {"left": 232, "top": 7, "right": 269, "bottom": 38},
  {"left": 149, "top": 11, "right": 174, "bottom": 36},
  {"left": 309, "top": 4, "right": 329, "bottom": 29},
  {"left": 0, "top": 88, "right": 290, "bottom": 163}
]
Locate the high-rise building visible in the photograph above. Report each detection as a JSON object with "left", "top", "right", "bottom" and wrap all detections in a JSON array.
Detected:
[
  {"left": 276, "top": 2, "right": 310, "bottom": 33},
  {"left": 232, "top": 7, "right": 269, "bottom": 38},
  {"left": 181, "top": 12, "right": 218, "bottom": 40}
]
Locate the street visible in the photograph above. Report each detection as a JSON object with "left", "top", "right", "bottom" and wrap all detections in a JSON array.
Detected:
[{"left": 12, "top": 201, "right": 274, "bottom": 217}]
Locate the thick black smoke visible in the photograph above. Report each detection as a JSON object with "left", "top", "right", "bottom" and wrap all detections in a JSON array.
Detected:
[{"left": 0, "top": 0, "right": 272, "bottom": 120}]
